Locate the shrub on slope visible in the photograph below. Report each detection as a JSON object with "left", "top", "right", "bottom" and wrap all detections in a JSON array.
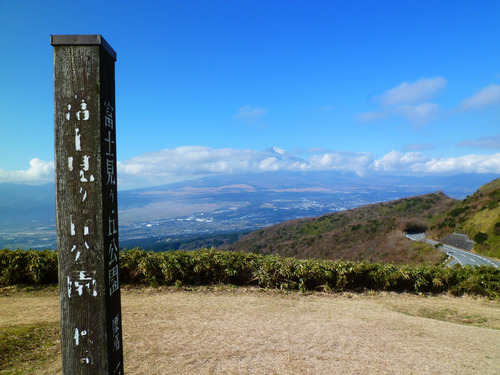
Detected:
[
  {"left": 227, "top": 192, "right": 456, "bottom": 263},
  {"left": 430, "top": 178, "right": 500, "bottom": 258}
]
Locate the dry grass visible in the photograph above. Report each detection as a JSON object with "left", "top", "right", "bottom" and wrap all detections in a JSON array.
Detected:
[
  {"left": 1, "top": 286, "right": 499, "bottom": 374},
  {"left": 0, "top": 286, "right": 62, "bottom": 374}
]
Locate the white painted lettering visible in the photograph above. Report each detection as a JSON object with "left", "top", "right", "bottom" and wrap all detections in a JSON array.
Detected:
[
  {"left": 108, "top": 238, "right": 118, "bottom": 265},
  {"left": 108, "top": 210, "right": 117, "bottom": 236},
  {"left": 68, "top": 271, "right": 98, "bottom": 297},
  {"left": 75, "top": 129, "right": 81, "bottom": 151},
  {"left": 106, "top": 158, "right": 116, "bottom": 185},
  {"left": 81, "top": 155, "right": 90, "bottom": 171},
  {"left": 66, "top": 104, "right": 72, "bottom": 120},
  {"left": 76, "top": 100, "right": 90, "bottom": 121},
  {"left": 70, "top": 215, "right": 76, "bottom": 236},
  {"left": 104, "top": 101, "right": 114, "bottom": 130},
  {"left": 79, "top": 187, "right": 87, "bottom": 202},
  {"left": 67, "top": 276, "right": 72, "bottom": 298},
  {"left": 105, "top": 130, "right": 114, "bottom": 157},
  {"left": 109, "top": 265, "right": 119, "bottom": 296}
]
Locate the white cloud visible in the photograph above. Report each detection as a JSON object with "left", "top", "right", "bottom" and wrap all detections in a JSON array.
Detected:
[
  {"left": 358, "top": 103, "right": 439, "bottom": 126},
  {"left": 358, "top": 77, "right": 445, "bottom": 125},
  {"left": 0, "top": 158, "right": 54, "bottom": 184},
  {"left": 373, "top": 150, "right": 500, "bottom": 174},
  {"left": 393, "top": 103, "right": 440, "bottom": 125},
  {"left": 233, "top": 105, "right": 269, "bottom": 119},
  {"left": 376, "top": 77, "right": 446, "bottom": 106},
  {"left": 266, "top": 147, "right": 286, "bottom": 155},
  {"left": 118, "top": 146, "right": 307, "bottom": 187},
  {"left": 308, "top": 151, "right": 373, "bottom": 175},
  {"left": 403, "top": 143, "right": 434, "bottom": 151},
  {"left": 458, "top": 134, "right": 500, "bottom": 149},
  {"left": 459, "top": 84, "right": 500, "bottom": 111},
  {"left": 117, "top": 146, "right": 500, "bottom": 188},
  {"left": 355, "top": 110, "right": 390, "bottom": 123},
  {"left": 6, "top": 149, "right": 498, "bottom": 189},
  {"left": 374, "top": 151, "right": 429, "bottom": 172},
  {"left": 413, "top": 154, "right": 500, "bottom": 174},
  {"left": 117, "top": 146, "right": 375, "bottom": 188}
]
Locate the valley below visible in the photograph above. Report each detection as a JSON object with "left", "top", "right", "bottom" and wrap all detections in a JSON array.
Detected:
[
  {"left": 0, "top": 189, "right": 397, "bottom": 251},
  {"left": 2, "top": 172, "right": 496, "bottom": 252}
]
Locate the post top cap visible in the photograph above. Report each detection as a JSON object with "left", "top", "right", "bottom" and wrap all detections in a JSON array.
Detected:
[{"left": 51, "top": 35, "right": 116, "bottom": 61}]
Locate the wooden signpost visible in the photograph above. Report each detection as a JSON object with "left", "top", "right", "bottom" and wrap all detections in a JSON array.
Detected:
[{"left": 52, "top": 35, "right": 123, "bottom": 374}]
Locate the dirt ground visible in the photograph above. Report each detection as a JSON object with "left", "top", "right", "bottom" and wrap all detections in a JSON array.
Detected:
[{"left": 1, "top": 287, "right": 499, "bottom": 374}]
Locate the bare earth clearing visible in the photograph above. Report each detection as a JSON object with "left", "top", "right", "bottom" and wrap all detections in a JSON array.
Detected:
[{"left": 1, "top": 287, "right": 499, "bottom": 374}]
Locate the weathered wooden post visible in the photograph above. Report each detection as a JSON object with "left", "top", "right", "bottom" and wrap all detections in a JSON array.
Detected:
[{"left": 52, "top": 35, "right": 123, "bottom": 374}]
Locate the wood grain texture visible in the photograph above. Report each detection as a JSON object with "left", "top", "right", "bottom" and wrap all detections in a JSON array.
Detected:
[{"left": 53, "top": 37, "right": 123, "bottom": 374}]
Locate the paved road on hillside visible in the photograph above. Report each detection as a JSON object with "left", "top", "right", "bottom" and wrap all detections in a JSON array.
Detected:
[{"left": 405, "top": 233, "right": 500, "bottom": 268}]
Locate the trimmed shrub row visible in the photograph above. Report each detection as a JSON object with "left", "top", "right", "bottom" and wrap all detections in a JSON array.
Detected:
[{"left": 1, "top": 248, "right": 499, "bottom": 298}]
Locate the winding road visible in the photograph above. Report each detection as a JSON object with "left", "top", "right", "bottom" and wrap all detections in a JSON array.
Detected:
[{"left": 405, "top": 233, "right": 500, "bottom": 268}]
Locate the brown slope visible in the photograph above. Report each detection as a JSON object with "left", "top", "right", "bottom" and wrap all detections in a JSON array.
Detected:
[{"left": 226, "top": 192, "right": 457, "bottom": 264}]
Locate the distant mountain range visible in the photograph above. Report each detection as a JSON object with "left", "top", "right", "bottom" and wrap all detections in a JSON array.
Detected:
[
  {"left": 0, "top": 172, "right": 498, "bottom": 250},
  {"left": 117, "top": 171, "right": 499, "bottom": 223},
  {"left": 0, "top": 183, "right": 56, "bottom": 226}
]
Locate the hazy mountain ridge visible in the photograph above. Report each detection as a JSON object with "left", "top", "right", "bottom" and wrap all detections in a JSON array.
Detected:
[{"left": 0, "top": 183, "right": 55, "bottom": 226}]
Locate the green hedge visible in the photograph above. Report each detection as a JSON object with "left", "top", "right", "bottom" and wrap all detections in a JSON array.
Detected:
[
  {"left": 0, "top": 249, "right": 58, "bottom": 285},
  {"left": 1, "top": 248, "right": 499, "bottom": 298}
]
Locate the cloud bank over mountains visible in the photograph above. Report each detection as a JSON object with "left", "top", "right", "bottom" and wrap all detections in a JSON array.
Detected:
[
  {"left": 117, "top": 147, "right": 500, "bottom": 188},
  {"left": 2, "top": 147, "right": 498, "bottom": 189},
  {"left": 0, "top": 159, "right": 54, "bottom": 185}
]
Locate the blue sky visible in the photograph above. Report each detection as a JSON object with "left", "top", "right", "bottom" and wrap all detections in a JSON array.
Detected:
[{"left": 1, "top": 0, "right": 499, "bottom": 189}]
